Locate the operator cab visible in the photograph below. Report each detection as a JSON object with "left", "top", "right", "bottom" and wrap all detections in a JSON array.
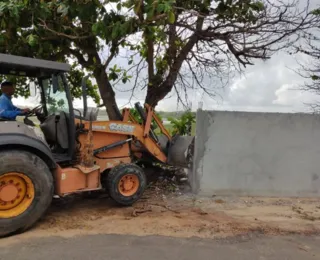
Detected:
[
  {"left": 0, "top": 53, "right": 87, "bottom": 164},
  {"left": 37, "top": 73, "right": 74, "bottom": 163}
]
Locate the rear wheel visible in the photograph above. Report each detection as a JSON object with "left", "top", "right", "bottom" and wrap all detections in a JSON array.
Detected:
[
  {"left": 0, "top": 150, "right": 53, "bottom": 237},
  {"left": 107, "top": 164, "right": 146, "bottom": 206}
]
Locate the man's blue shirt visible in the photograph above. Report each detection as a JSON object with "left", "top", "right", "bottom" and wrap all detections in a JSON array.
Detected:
[{"left": 0, "top": 93, "right": 22, "bottom": 120}]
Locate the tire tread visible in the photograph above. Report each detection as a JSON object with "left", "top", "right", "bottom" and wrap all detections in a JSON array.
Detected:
[
  {"left": 0, "top": 150, "right": 53, "bottom": 238},
  {"left": 107, "top": 163, "right": 146, "bottom": 206}
]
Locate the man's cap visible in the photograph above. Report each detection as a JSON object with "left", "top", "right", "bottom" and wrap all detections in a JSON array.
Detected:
[{"left": 1, "top": 81, "right": 14, "bottom": 88}]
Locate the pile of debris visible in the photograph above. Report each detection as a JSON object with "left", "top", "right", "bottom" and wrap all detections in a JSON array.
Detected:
[{"left": 144, "top": 164, "right": 191, "bottom": 196}]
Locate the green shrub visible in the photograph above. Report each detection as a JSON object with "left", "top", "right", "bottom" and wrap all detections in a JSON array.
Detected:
[{"left": 168, "top": 111, "right": 195, "bottom": 136}]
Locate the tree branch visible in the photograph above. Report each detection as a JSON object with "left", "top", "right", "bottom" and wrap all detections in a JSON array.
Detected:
[
  {"left": 145, "top": 28, "right": 155, "bottom": 83},
  {"left": 38, "top": 18, "right": 94, "bottom": 40},
  {"left": 68, "top": 48, "right": 92, "bottom": 67}
]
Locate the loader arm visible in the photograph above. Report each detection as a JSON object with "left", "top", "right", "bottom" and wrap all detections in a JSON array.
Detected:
[
  {"left": 121, "top": 103, "right": 171, "bottom": 142},
  {"left": 122, "top": 108, "right": 138, "bottom": 124},
  {"left": 76, "top": 102, "right": 194, "bottom": 170},
  {"left": 79, "top": 120, "right": 168, "bottom": 164},
  {"left": 144, "top": 104, "right": 171, "bottom": 142}
]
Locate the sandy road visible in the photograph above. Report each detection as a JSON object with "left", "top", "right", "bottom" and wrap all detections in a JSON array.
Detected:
[{"left": 1, "top": 184, "right": 319, "bottom": 247}]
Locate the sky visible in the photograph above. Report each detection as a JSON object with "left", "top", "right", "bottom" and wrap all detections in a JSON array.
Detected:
[{"left": 13, "top": 0, "right": 320, "bottom": 114}]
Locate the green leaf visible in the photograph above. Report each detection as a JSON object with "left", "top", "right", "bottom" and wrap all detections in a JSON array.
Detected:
[
  {"left": 163, "top": 3, "right": 171, "bottom": 12},
  {"left": 0, "top": 34, "right": 4, "bottom": 44},
  {"left": 0, "top": 3, "right": 6, "bottom": 13},
  {"left": 117, "top": 2, "right": 121, "bottom": 11},
  {"left": 92, "top": 23, "right": 99, "bottom": 34},
  {"left": 108, "top": 71, "right": 119, "bottom": 81},
  {"left": 168, "top": 11, "right": 175, "bottom": 24},
  {"left": 157, "top": 4, "right": 165, "bottom": 13},
  {"left": 27, "top": 34, "right": 38, "bottom": 47},
  {"left": 1, "top": 19, "right": 6, "bottom": 28},
  {"left": 112, "top": 27, "right": 118, "bottom": 39},
  {"left": 57, "top": 4, "right": 68, "bottom": 16},
  {"left": 128, "top": 59, "right": 133, "bottom": 65},
  {"left": 255, "top": 1, "right": 265, "bottom": 11},
  {"left": 147, "top": 6, "right": 155, "bottom": 20},
  {"left": 311, "top": 8, "right": 320, "bottom": 16},
  {"left": 111, "top": 21, "right": 124, "bottom": 39}
]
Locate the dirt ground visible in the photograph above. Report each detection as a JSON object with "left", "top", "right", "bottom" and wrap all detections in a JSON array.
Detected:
[{"left": 2, "top": 178, "right": 320, "bottom": 246}]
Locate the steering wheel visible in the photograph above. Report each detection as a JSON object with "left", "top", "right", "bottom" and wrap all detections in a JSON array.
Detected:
[
  {"left": 25, "top": 105, "right": 43, "bottom": 117},
  {"left": 23, "top": 105, "right": 45, "bottom": 127}
]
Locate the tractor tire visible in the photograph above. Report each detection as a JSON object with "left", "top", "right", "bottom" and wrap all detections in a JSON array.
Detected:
[
  {"left": 0, "top": 150, "right": 53, "bottom": 237},
  {"left": 107, "top": 163, "right": 146, "bottom": 206}
]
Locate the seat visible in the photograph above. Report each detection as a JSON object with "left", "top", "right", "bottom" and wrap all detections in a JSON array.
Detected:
[{"left": 40, "top": 111, "right": 69, "bottom": 151}]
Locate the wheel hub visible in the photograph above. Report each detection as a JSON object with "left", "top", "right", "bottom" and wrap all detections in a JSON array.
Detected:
[
  {"left": 0, "top": 184, "right": 19, "bottom": 202},
  {"left": 0, "top": 173, "right": 35, "bottom": 218},
  {"left": 123, "top": 180, "right": 134, "bottom": 191},
  {"left": 118, "top": 174, "right": 139, "bottom": 196}
]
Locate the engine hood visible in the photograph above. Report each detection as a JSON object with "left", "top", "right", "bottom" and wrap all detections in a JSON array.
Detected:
[{"left": 0, "top": 121, "right": 48, "bottom": 145}]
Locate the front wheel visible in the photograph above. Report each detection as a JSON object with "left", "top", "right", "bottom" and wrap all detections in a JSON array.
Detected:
[
  {"left": 107, "top": 164, "right": 146, "bottom": 206},
  {"left": 0, "top": 150, "right": 53, "bottom": 237}
]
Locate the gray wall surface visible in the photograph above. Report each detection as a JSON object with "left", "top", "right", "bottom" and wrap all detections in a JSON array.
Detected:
[{"left": 192, "top": 110, "right": 320, "bottom": 197}]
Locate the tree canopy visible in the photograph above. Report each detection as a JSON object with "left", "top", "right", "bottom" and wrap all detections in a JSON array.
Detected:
[
  {"left": 0, "top": 0, "right": 318, "bottom": 118},
  {"left": 294, "top": 7, "right": 320, "bottom": 112}
]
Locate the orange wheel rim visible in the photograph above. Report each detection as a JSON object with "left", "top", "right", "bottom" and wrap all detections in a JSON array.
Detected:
[
  {"left": 118, "top": 174, "right": 139, "bottom": 196},
  {"left": 0, "top": 172, "right": 35, "bottom": 218}
]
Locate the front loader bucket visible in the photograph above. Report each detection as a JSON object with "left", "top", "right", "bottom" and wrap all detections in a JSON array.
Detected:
[{"left": 158, "top": 134, "right": 195, "bottom": 168}]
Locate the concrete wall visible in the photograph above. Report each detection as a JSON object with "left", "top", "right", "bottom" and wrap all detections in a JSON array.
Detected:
[{"left": 191, "top": 110, "right": 320, "bottom": 197}]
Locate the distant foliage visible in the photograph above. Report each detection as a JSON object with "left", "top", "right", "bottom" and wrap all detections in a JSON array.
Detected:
[
  {"left": 129, "top": 108, "right": 143, "bottom": 124},
  {"left": 157, "top": 110, "right": 196, "bottom": 119},
  {"left": 168, "top": 110, "right": 195, "bottom": 136},
  {"left": 129, "top": 107, "right": 162, "bottom": 130}
]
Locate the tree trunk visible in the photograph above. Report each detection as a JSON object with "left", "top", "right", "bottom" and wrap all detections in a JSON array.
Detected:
[
  {"left": 145, "top": 82, "right": 172, "bottom": 108},
  {"left": 145, "top": 33, "right": 199, "bottom": 108},
  {"left": 93, "top": 68, "right": 119, "bottom": 120}
]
